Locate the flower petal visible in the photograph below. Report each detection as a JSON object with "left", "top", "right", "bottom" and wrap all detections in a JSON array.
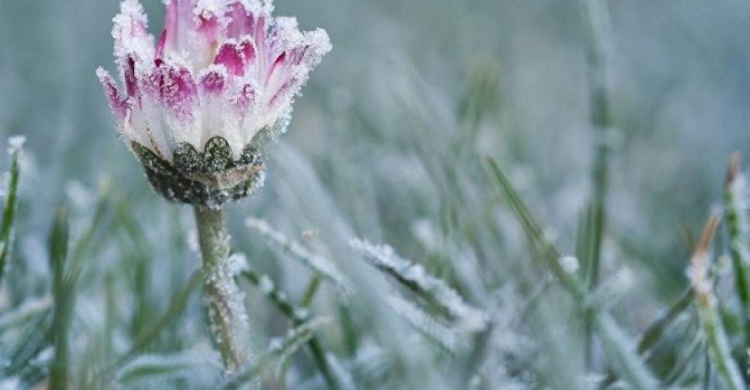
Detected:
[
  {"left": 148, "top": 62, "right": 198, "bottom": 121},
  {"left": 163, "top": 0, "right": 199, "bottom": 53},
  {"left": 112, "top": 0, "right": 155, "bottom": 77},
  {"left": 235, "top": 83, "right": 257, "bottom": 111},
  {"left": 154, "top": 30, "right": 168, "bottom": 66},
  {"left": 96, "top": 68, "right": 128, "bottom": 120},
  {"left": 124, "top": 55, "right": 139, "bottom": 98},
  {"left": 213, "top": 38, "right": 256, "bottom": 76},
  {"left": 198, "top": 65, "right": 228, "bottom": 95},
  {"left": 226, "top": 2, "right": 254, "bottom": 39}
]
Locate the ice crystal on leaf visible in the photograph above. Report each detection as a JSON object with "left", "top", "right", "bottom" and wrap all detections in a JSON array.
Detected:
[{"left": 97, "top": 0, "right": 331, "bottom": 207}]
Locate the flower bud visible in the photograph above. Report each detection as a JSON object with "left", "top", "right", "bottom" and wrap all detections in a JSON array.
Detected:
[{"left": 97, "top": 0, "right": 331, "bottom": 208}]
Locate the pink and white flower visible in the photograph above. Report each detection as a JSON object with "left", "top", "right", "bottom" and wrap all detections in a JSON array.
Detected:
[{"left": 97, "top": 0, "right": 331, "bottom": 162}]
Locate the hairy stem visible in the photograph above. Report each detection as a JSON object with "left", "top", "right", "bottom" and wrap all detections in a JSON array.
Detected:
[{"left": 194, "top": 206, "right": 250, "bottom": 374}]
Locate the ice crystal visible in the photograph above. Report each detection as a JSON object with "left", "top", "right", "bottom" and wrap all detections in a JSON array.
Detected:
[
  {"left": 258, "top": 274, "right": 274, "bottom": 294},
  {"left": 7, "top": 136, "right": 25, "bottom": 155},
  {"left": 558, "top": 256, "right": 580, "bottom": 274}
]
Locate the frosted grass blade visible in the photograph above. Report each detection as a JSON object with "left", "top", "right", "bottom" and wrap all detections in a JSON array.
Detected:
[
  {"left": 0, "top": 138, "right": 22, "bottom": 287},
  {"left": 689, "top": 212, "right": 745, "bottom": 390},
  {"left": 485, "top": 157, "right": 659, "bottom": 390}
]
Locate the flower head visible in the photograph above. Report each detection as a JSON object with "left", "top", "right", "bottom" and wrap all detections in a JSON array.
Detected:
[{"left": 97, "top": 0, "right": 331, "bottom": 208}]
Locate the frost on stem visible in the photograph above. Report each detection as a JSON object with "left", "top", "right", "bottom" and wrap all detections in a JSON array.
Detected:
[
  {"left": 350, "top": 238, "right": 488, "bottom": 333},
  {"left": 195, "top": 206, "right": 251, "bottom": 374}
]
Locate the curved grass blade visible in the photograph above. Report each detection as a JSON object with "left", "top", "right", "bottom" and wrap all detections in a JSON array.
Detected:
[
  {"left": 241, "top": 266, "right": 338, "bottom": 389},
  {"left": 485, "top": 157, "right": 659, "bottom": 390},
  {"left": 222, "top": 318, "right": 328, "bottom": 390},
  {"left": 116, "top": 270, "right": 203, "bottom": 367}
]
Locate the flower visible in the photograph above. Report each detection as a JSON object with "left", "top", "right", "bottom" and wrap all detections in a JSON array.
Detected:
[{"left": 97, "top": 0, "right": 331, "bottom": 208}]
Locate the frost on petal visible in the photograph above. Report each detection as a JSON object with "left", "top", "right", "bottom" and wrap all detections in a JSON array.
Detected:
[
  {"left": 124, "top": 56, "right": 139, "bottom": 98},
  {"left": 264, "top": 51, "right": 286, "bottom": 87},
  {"left": 154, "top": 30, "right": 168, "bottom": 66},
  {"left": 234, "top": 83, "right": 257, "bottom": 111},
  {"left": 198, "top": 65, "right": 228, "bottom": 95},
  {"left": 197, "top": 65, "right": 242, "bottom": 155},
  {"left": 297, "top": 29, "right": 333, "bottom": 70},
  {"left": 213, "top": 39, "right": 256, "bottom": 76},
  {"left": 225, "top": 2, "right": 254, "bottom": 39},
  {"left": 149, "top": 62, "right": 198, "bottom": 120},
  {"left": 225, "top": 0, "right": 274, "bottom": 38},
  {"left": 96, "top": 68, "right": 128, "bottom": 120},
  {"left": 112, "top": 0, "right": 155, "bottom": 68},
  {"left": 264, "top": 29, "right": 331, "bottom": 109},
  {"left": 99, "top": 0, "right": 329, "bottom": 180},
  {"left": 140, "top": 60, "right": 202, "bottom": 152},
  {"left": 163, "top": 0, "right": 197, "bottom": 53}
]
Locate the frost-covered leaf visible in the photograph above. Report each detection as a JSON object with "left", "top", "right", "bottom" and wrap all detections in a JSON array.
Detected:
[
  {"left": 246, "top": 218, "right": 351, "bottom": 294},
  {"left": 0, "top": 136, "right": 22, "bottom": 288},
  {"left": 116, "top": 351, "right": 221, "bottom": 385},
  {"left": 350, "top": 238, "right": 487, "bottom": 333},
  {"left": 223, "top": 318, "right": 330, "bottom": 390},
  {"left": 0, "top": 296, "right": 52, "bottom": 332}
]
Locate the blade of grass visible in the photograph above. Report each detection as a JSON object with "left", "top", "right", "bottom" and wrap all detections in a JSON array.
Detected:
[
  {"left": 690, "top": 211, "right": 745, "bottom": 390},
  {"left": 222, "top": 319, "right": 328, "bottom": 390},
  {"left": 350, "top": 238, "right": 487, "bottom": 332},
  {"left": 245, "top": 218, "right": 351, "bottom": 294},
  {"left": 485, "top": 157, "right": 659, "bottom": 389},
  {"left": 0, "top": 141, "right": 22, "bottom": 287},
  {"left": 723, "top": 154, "right": 750, "bottom": 352},
  {"left": 580, "top": 0, "right": 616, "bottom": 368},
  {"left": 49, "top": 207, "right": 74, "bottom": 390},
  {"left": 241, "top": 268, "right": 338, "bottom": 389},
  {"left": 0, "top": 295, "right": 52, "bottom": 331},
  {"left": 116, "top": 270, "right": 203, "bottom": 367},
  {"left": 299, "top": 275, "right": 322, "bottom": 309}
]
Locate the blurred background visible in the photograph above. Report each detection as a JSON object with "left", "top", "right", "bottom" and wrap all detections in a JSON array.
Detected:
[{"left": 1, "top": 0, "right": 750, "bottom": 388}]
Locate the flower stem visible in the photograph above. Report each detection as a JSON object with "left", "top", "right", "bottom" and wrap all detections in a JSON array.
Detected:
[{"left": 194, "top": 206, "right": 250, "bottom": 374}]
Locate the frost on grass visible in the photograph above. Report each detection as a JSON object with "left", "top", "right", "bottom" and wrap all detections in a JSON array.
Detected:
[
  {"left": 326, "top": 351, "right": 356, "bottom": 390},
  {"left": 558, "top": 255, "right": 580, "bottom": 274},
  {"left": 116, "top": 350, "right": 221, "bottom": 385},
  {"left": 267, "top": 317, "right": 329, "bottom": 364},
  {"left": 0, "top": 295, "right": 52, "bottom": 330},
  {"left": 7, "top": 136, "right": 25, "bottom": 155},
  {"left": 226, "top": 252, "right": 250, "bottom": 276},
  {"left": 245, "top": 218, "right": 351, "bottom": 294},
  {"left": 350, "top": 238, "right": 487, "bottom": 333},
  {"left": 386, "top": 293, "right": 461, "bottom": 352},
  {"left": 227, "top": 318, "right": 329, "bottom": 388}
]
